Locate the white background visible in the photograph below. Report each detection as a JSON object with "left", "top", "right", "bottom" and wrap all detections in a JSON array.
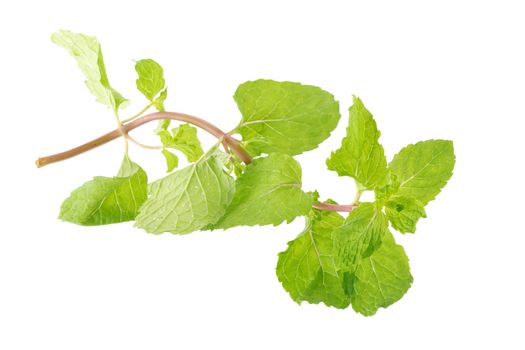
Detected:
[{"left": 1, "top": 1, "right": 524, "bottom": 349}]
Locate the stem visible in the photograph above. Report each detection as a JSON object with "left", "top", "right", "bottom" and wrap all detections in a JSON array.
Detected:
[
  {"left": 35, "top": 111, "right": 359, "bottom": 213},
  {"left": 312, "top": 203, "right": 358, "bottom": 212},
  {"left": 351, "top": 181, "right": 366, "bottom": 205},
  {"left": 352, "top": 189, "right": 364, "bottom": 205},
  {"left": 113, "top": 110, "right": 128, "bottom": 155},
  {"left": 121, "top": 103, "right": 152, "bottom": 124},
  {"left": 126, "top": 134, "right": 162, "bottom": 150},
  {"left": 36, "top": 112, "right": 252, "bottom": 168},
  {"left": 224, "top": 137, "right": 252, "bottom": 164}
]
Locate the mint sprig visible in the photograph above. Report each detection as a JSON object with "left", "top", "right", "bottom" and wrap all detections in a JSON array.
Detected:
[{"left": 37, "top": 30, "right": 455, "bottom": 316}]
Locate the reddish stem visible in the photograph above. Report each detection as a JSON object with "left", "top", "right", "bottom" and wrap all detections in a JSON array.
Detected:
[
  {"left": 312, "top": 203, "right": 358, "bottom": 212},
  {"left": 35, "top": 112, "right": 251, "bottom": 167},
  {"left": 35, "top": 111, "right": 357, "bottom": 212}
]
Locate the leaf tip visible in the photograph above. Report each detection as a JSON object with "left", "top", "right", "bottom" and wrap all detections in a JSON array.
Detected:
[{"left": 350, "top": 95, "right": 367, "bottom": 111}]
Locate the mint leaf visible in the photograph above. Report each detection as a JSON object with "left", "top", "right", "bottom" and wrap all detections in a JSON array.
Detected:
[
  {"left": 153, "top": 88, "right": 168, "bottom": 113},
  {"left": 159, "top": 124, "right": 204, "bottom": 162},
  {"left": 59, "top": 156, "right": 147, "bottom": 225},
  {"left": 350, "top": 231, "right": 413, "bottom": 316},
  {"left": 326, "top": 96, "right": 387, "bottom": 190},
  {"left": 384, "top": 196, "right": 426, "bottom": 233},
  {"left": 386, "top": 140, "right": 455, "bottom": 206},
  {"left": 276, "top": 207, "right": 350, "bottom": 308},
  {"left": 161, "top": 149, "right": 179, "bottom": 172},
  {"left": 211, "top": 153, "right": 312, "bottom": 229},
  {"left": 135, "top": 59, "right": 168, "bottom": 133},
  {"left": 376, "top": 140, "right": 455, "bottom": 233},
  {"left": 135, "top": 148, "right": 234, "bottom": 234},
  {"left": 234, "top": 80, "right": 340, "bottom": 156},
  {"left": 135, "top": 58, "right": 168, "bottom": 135},
  {"left": 135, "top": 59, "right": 165, "bottom": 101},
  {"left": 334, "top": 203, "right": 388, "bottom": 273},
  {"left": 51, "top": 30, "right": 128, "bottom": 113}
]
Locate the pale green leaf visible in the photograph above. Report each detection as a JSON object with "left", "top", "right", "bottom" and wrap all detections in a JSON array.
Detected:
[
  {"left": 153, "top": 89, "right": 170, "bottom": 133},
  {"left": 334, "top": 203, "right": 388, "bottom": 273},
  {"left": 385, "top": 196, "right": 426, "bottom": 233},
  {"left": 153, "top": 88, "right": 168, "bottom": 113},
  {"left": 211, "top": 153, "right": 313, "bottom": 229},
  {"left": 51, "top": 30, "right": 127, "bottom": 113},
  {"left": 135, "top": 59, "right": 165, "bottom": 101},
  {"left": 135, "top": 59, "right": 168, "bottom": 132},
  {"left": 277, "top": 207, "right": 350, "bottom": 308},
  {"left": 387, "top": 140, "right": 455, "bottom": 206},
  {"left": 161, "top": 149, "right": 179, "bottom": 172},
  {"left": 326, "top": 96, "right": 387, "bottom": 189},
  {"left": 234, "top": 80, "right": 340, "bottom": 156},
  {"left": 59, "top": 156, "right": 147, "bottom": 225},
  {"left": 159, "top": 124, "right": 204, "bottom": 162},
  {"left": 135, "top": 148, "right": 234, "bottom": 234},
  {"left": 351, "top": 231, "right": 413, "bottom": 316}
]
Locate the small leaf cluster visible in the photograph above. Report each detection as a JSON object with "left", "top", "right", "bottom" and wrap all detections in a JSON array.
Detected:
[
  {"left": 278, "top": 97, "right": 455, "bottom": 315},
  {"left": 46, "top": 30, "right": 455, "bottom": 316}
]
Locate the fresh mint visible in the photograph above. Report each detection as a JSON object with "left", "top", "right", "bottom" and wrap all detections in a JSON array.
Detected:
[
  {"left": 158, "top": 124, "right": 204, "bottom": 165},
  {"left": 277, "top": 202, "right": 350, "bottom": 308},
  {"left": 59, "top": 156, "right": 147, "bottom": 225},
  {"left": 326, "top": 96, "right": 387, "bottom": 190},
  {"left": 51, "top": 30, "right": 128, "bottom": 113},
  {"left": 233, "top": 80, "right": 341, "bottom": 156},
  {"left": 135, "top": 58, "right": 166, "bottom": 104},
  {"left": 333, "top": 203, "right": 389, "bottom": 274},
  {"left": 350, "top": 231, "right": 413, "bottom": 316},
  {"left": 386, "top": 140, "right": 455, "bottom": 206},
  {"left": 211, "top": 153, "right": 312, "bottom": 229},
  {"left": 135, "top": 147, "right": 234, "bottom": 234},
  {"left": 38, "top": 30, "right": 456, "bottom": 316}
]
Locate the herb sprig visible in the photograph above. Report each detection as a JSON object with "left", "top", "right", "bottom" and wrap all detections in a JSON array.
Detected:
[{"left": 37, "top": 30, "right": 455, "bottom": 316}]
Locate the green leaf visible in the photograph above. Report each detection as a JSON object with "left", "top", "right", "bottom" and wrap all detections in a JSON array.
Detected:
[
  {"left": 153, "top": 88, "right": 168, "bottom": 113},
  {"left": 59, "top": 156, "right": 148, "bottom": 225},
  {"left": 158, "top": 124, "right": 204, "bottom": 162},
  {"left": 387, "top": 140, "right": 455, "bottom": 206},
  {"left": 385, "top": 196, "right": 427, "bottom": 233},
  {"left": 135, "top": 59, "right": 165, "bottom": 101},
  {"left": 161, "top": 149, "right": 179, "bottom": 172},
  {"left": 135, "top": 148, "right": 234, "bottom": 234},
  {"left": 350, "top": 231, "right": 413, "bottom": 316},
  {"left": 153, "top": 89, "right": 170, "bottom": 133},
  {"left": 277, "top": 207, "right": 350, "bottom": 308},
  {"left": 135, "top": 59, "right": 168, "bottom": 132},
  {"left": 51, "top": 30, "right": 128, "bottom": 113},
  {"left": 233, "top": 80, "right": 340, "bottom": 156},
  {"left": 334, "top": 203, "right": 389, "bottom": 273},
  {"left": 211, "top": 153, "right": 313, "bottom": 229},
  {"left": 326, "top": 96, "right": 387, "bottom": 190}
]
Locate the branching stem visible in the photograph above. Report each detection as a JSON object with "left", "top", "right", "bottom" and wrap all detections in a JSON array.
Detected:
[
  {"left": 36, "top": 112, "right": 251, "bottom": 167},
  {"left": 35, "top": 111, "right": 357, "bottom": 213},
  {"left": 126, "top": 134, "right": 162, "bottom": 150},
  {"left": 121, "top": 103, "right": 152, "bottom": 124}
]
